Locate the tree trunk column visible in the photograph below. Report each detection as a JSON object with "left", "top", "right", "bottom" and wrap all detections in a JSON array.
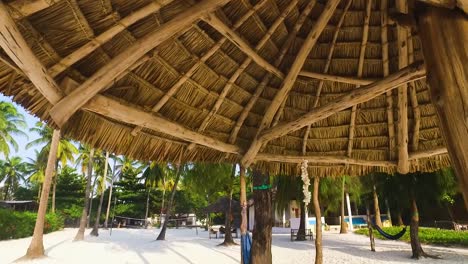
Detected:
[
  {"left": 251, "top": 169, "right": 272, "bottom": 264},
  {"left": 340, "top": 176, "right": 347, "bottom": 233},
  {"left": 25, "top": 129, "right": 61, "bottom": 258},
  {"left": 239, "top": 166, "right": 248, "bottom": 264},
  {"left": 373, "top": 185, "right": 382, "bottom": 227},
  {"left": 409, "top": 196, "right": 425, "bottom": 258},
  {"left": 417, "top": 6, "right": 468, "bottom": 209}
]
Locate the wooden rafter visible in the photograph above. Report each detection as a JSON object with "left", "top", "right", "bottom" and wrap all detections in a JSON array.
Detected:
[
  {"left": 396, "top": 0, "right": 409, "bottom": 174},
  {"left": 186, "top": 0, "right": 298, "bottom": 150},
  {"left": 130, "top": 0, "right": 269, "bottom": 136},
  {"left": 346, "top": 0, "right": 372, "bottom": 158},
  {"left": 48, "top": 0, "right": 175, "bottom": 78},
  {"left": 228, "top": 0, "right": 317, "bottom": 145},
  {"left": 0, "top": 1, "right": 63, "bottom": 104},
  {"left": 381, "top": 0, "right": 396, "bottom": 161},
  {"left": 6, "top": 0, "right": 63, "bottom": 20},
  {"left": 407, "top": 31, "right": 421, "bottom": 152},
  {"left": 255, "top": 153, "right": 397, "bottom": 167},
  {"left": 408, "top": 147, "right": 448, "bottom": 160},
  {"left": 301, "top": 0, "right": 353, "bottom": 155},
  {"left": 48, "top": 0, "right": 231, "bottom": 127},
  {"left": 298, "top": 71, "right": 374, "bottom": 86},
  {"left": 259, "top": 62, "right": 426, "bottom": 143},
  {"left": 241, "top": 0, "right": 341, "bottom": 167},
  {"left": 202, "top": 14, "right": 284, "bottom": 79}
]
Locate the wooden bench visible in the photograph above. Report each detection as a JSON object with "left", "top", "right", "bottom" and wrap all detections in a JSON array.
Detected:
[{"left": 290, "top": 229, "right": 313, "bottom": 241}]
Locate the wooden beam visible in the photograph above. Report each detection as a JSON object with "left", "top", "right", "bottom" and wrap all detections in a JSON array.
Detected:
[
  {"left": 302, "top": 0, "right": 353, "bottom": 155},
  {"left": 381, "top": 0, "right": 396, "bottom": 161},
  {"left": 346, "top": 0, "right": 372, "bottom": 158},
  {"left": 82, "top": 95, "right": 241, "bottom": 154},
  {"left": 48, "top": 0, "right": 231, "bottom": 127},
  {"left": 229, "top": 0, "right": 316, "bottom": 146},
  {"left": 48, "top": 0, "right": 175, "bottom": 77},
  {"left": 241, "top": 0, "right": 340, "bottom": 167},
  {"left": 417, "top": 0, "right": 467, "bottom": 14},
  {"left": 298, "top": 71, "right": 375, "bottom": 86},
  {"left": 255, "top": 153, "right": 396, "bottom": 167},
  {"left": 186, "top": 0, "right": 298, "bottom": 150},
  {"left": 202, "top": 14, "right": 284, "bottom": 79},
  {"left": 6, "top": 0, "right": 62, "bottom": 20},
  {"left": 408, "top": 147, "right": 448, "bottom": 160},
  {"left": 0, "top": 1, "right": 63, "bottom": 104},
  {"left": 416, "top": 6, "right": 468, "bottom": 208},
  {"left": 396, "top": 0, "right": 409, "bottom": 174},
  {"left": 259, "top": 62, "right": 426, "bottom": 143}
]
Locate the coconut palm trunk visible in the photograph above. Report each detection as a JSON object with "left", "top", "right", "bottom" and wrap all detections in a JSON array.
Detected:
[
  {"left": 373, "top": 185, "right": 382, "bottom": 227},
  {"left": 51, "top": 160, "right": 59, "bottom": 213},
  {"left": 340, "top": 176, "right": 347, "bottom": 233},
  {"left": 157, "top": 164, "right": 182, "bottom": 240},
  {"left": 24, "top": 129, "right": 60, "bottom": 259},
  {"left": 396, "top": 210, "right": 404, "bottom": 226},
  {"left": 296, "top": 202, "right": 306, "bottom": 241},
  {"left": 313, "top": 177, "right": 323, "bottom": 264},
  {"left": 87, "top": 178, "right": 97, "bottom": 228},
  {"left": 145, "top": 190, "right": 150, "bottom": 228},
  {"left": 251, "top": 169, "right": 272, "bottom": 263},
  {"left": 91, "top": 151, "right": 109, "bottom": 236},
  {"left": 74, "top": 148, "right": 95, "bottom": 241}
]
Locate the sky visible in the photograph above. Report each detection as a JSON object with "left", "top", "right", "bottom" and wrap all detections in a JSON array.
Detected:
[{"left": 1, "top": 94, "right": 41, "bottom": 161}]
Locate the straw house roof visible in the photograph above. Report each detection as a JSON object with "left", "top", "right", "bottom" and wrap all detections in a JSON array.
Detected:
[{"left": 0, "top": 0, "right": 451, "bottom": 177}]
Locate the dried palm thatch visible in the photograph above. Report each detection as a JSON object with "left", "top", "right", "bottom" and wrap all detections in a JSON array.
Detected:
[{"left": 0, "top": 0, "right": 453, "bottom": 177}]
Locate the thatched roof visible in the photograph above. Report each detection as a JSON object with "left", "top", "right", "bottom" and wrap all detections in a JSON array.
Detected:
[{"left": 0, "top": 0, "right": 450, "bottom": 177}]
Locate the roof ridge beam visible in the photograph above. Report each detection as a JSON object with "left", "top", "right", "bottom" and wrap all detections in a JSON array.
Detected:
[
  {"left": 202, "top": 14, "right": 284, "bottom": 79},
  {"left": 259, "top": 62, "right": 426, "bottom": 143},
  {"left": 48, "top": 0, "right": 231, "bottom": 127},
  {"left": 241, "top": 0, "right": 341, "bottom": 167}
]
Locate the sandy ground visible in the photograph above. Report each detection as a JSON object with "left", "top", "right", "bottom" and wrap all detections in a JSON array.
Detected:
[{"left": 0, "top": 227, "right": 467, "bottom": 264}]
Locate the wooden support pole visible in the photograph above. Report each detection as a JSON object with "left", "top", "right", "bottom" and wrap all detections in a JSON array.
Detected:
[
  {"left": 202, "top": 14, "right": 284, "bottom": 79},
  {"left": 313, "top": 176, "right": 323, "bottom": 264},
  {"left": 366, "top": 205, "right": 376, "bottom": 252},
  {"left": 260, "top": 62, "right": 426, "bottom": 143},
  {"left": 251, "top": 169, "right": 272, "bottom": 263},
  {"left": 239, "top": 165, "right": 248, "bottom": 264},
  {"left": 417, "top": 6, "right": 468, "bottom": 208},
  {"left": 241, "top": 0, "right": 340, "bottom": 167},
  {"left": 49, "top": 0, "right": 231, "bottom": 127},
  {"left": 24, "top": 129, "right": 60, "bottom": 259},
  {"left": 229, "top": 0, "right": 316, "bottom": 145},
  {"left": 396, "top": 0, "right": 410, "bottom": 174},
  {"left": 48, "top": 0, "right": 175, "bottom": 77}
]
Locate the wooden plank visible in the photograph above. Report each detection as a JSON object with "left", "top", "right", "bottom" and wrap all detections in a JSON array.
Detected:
[
  {"left": 259, "top": 62, "right": 426, "bottom": 143},
  {"left": 0, "top": 1, "right": 63, "bottom": 104},
  {"left": 49, "top": 0, "right": 231, "bottom": 127},
  {"left": 241, "top": 0, "right": 340, "bottom": 167}
]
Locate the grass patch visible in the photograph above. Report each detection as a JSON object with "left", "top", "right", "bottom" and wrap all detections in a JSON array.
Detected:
[{"left": 355, "top": 226, "right": 468, "bottom": 247}]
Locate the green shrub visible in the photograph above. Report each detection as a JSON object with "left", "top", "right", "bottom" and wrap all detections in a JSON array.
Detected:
[
  {"left": 0, "top": 208, "right": 64, "bottom": 240},
  {"left": 355, "top": 226, "right": 468, "bottom": 247}
]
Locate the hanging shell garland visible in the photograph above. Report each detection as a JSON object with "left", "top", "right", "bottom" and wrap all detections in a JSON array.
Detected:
[{"left": 301, "top": 160, "right": 311, "bottom": 206}]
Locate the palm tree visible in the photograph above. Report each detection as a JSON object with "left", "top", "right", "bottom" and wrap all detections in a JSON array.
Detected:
[
  {"left": 0, "top": 101, "right": 27, "bottom": 157},
  {"left": 0, "top": 156, "right": 27, "bottom": 200},
  {"left": 104, "top": 154, "right": 119, "bottom": 229},
  {"left": 27, "top": 122, "right": 78, "bottom": 213},
  {"left": 74, "top": 146, "right": 94, "bottom": 241},
  {"left": 25, "top": 129, "right": 61, "bottom": 259},
  {"left": 25, "top": 150, "right": 47, "bottom": 201},
  {"left": 141, "top": 161, "right": 166, "bottom": 227},
  {"left": 86, "top": 149, "right": 106, "bottom": 228},
  {"left": 90, "top": 151, "right": 110, "bottom": 236}
]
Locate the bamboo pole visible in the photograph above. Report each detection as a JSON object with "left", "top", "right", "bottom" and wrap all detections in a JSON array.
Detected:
[{"left": 241, "top": 0, "right": 341, "bottom": 167}]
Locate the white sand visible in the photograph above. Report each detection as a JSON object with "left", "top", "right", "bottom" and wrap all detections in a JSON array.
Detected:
[{"left": 0, "top": 227, "right": 467, "bottom": 264}]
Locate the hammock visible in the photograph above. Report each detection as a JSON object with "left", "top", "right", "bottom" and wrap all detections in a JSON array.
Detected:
[
  {"left": 373, "top": 224, "right": 407, "bottom": 240},
  {"left": 241, "top": 233, "right": 252, "bottom": 264}
]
